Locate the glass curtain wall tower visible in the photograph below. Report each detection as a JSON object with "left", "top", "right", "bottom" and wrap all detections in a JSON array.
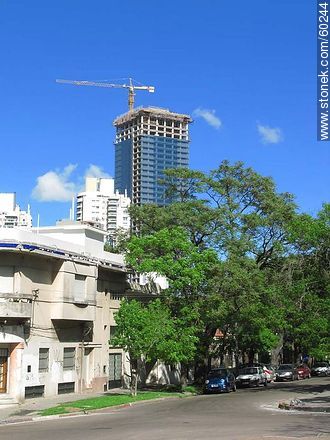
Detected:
[{"left": 114, "top": 107, "right": 192, "bottom": 205}]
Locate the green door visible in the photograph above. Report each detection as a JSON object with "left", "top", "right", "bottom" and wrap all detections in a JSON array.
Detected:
[{"left": 109, "top": 353, "right": 122, "bottom": 388}]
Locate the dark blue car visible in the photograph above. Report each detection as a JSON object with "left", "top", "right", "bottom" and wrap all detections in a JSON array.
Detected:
[{"left": 204, "top": 368, "right": 236, "bottom": 393}]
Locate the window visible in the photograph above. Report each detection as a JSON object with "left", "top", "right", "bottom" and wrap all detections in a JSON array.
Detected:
[
  {"left": 63, "top": 347, "right": 75, "bottom": 370},
  {"left": 39, "top": 348, "right": 49, "bottom": 372},
  {"left": 0, "top": 266, "right": 14, "bottom": 294},
  {"left": 74, "top": 274, "right": 86, "bottom": 302},
  {"left": 25, "top": 385, "right": 44, "bottom": 398},
  {"left": 58, "top": 382, "right": 75, "bottom": 394},
  {"left": 109, "top": 326, "right": 118, "bottom": 344}
]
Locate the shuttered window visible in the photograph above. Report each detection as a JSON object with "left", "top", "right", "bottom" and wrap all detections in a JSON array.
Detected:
[
  {"left": 39, "top": 348, "right": 49, "bottom": 372},
  {"left": 63, "top": 347, "right": 75, "bottom": 370},
  {"left": 74, "top": 274, "right": 86, "bottom": 302},
  {"left": 0, "top": 266, "right": 14, "bottom": 293}
]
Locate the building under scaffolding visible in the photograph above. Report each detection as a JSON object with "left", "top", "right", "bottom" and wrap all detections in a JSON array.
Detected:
[{"left": 114, "top": 107, "right": 192, "bottom": 206}]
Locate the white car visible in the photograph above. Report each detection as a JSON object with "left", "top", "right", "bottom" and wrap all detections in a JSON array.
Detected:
[
  {"left": 311, "top": 362, "right": 330, "bottom": 376},
  {"left": 236, "top": 366, "right": 267, "bottom": 387}
]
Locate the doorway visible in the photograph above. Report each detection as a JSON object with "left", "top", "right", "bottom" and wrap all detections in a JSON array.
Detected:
[
  {"left": 0, "top": 348, "right": 8, "bottom": 393},
  {"left": 108, "top": 353, "right": 122, "bottom": 388}
]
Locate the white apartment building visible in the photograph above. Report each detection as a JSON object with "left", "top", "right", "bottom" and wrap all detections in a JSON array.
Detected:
[
  {"left": 76, "top": 177, "right": 130, "bottom": 243},
  {"left": 0, "top": 193, "right": 32, "bottom": 229}
]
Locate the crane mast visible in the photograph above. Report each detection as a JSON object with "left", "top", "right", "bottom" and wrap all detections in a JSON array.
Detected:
[{"left": 56, "top": 78, "right": 155, "bottom": 111}]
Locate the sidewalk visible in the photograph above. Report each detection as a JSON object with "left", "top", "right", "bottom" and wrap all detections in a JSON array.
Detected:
[{"left": 0, "top": 388, "right": 128, "bottom": 424}]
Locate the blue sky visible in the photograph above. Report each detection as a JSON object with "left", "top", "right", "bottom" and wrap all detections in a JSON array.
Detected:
[{"left": 0, "top": 0, "right": 328, "bottom": 225}]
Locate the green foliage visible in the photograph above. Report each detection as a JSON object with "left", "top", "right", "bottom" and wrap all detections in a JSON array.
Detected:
[
  {"left": 126, "top": 227, "right": 218, "bottom": 294},
  {"left": 120, "top": 161, "right": 329, "bottom": 370},
  {"left": 112, "top": 298, "right": 198, "bottom": 366}
]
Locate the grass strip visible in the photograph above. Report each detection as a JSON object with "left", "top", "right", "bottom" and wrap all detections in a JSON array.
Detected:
[{"left": 39, "top": 391, "right": 184, "bottom": 416}]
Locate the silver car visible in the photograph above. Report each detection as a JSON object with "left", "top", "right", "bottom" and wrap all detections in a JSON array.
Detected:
[
  {"left": 275, "top": 364, "right": 299, "bottom": 381},
  {"left": 236, "top": 366, "right": 267, "bottom": 387},
  {"left": 311, "top": 362, "right": 330, "bottom": 376}
]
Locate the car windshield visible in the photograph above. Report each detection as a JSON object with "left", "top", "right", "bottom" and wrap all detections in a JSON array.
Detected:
[
  {"left": 207, "top": 369, "right": 228, "bottom": 378},
  {"left": 314, "top": 362, "right": 328, "bottom": 367},
  {"left": 278, "top": 364, "right": 292, "bottom": 371},
  {"left": 239, "top": 367, "right": 258, "bottom": 375}
]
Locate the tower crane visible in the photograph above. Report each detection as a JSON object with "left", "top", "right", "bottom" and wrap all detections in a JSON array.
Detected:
[{"left": 56, "top": 77, "right": 155, "bottom": 111}]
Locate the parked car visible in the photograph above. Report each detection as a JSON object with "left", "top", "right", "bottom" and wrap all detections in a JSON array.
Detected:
[
  {"left": 204, "top": 368, "right": 236, "bottom": 393},
  {"left": 263, "top": 365, "right": 276, "bottom": 382},
  {"left": 275, "top": 364, "right": 299, "bottom": 381},
  {"left": 297, "top": 364, "right": 311, "bottom": 379},
  {"left": 235, "top": 366, "right": 267, "bottom": 388},
  {"left": 311, "top": 362, "right": 330, "bottom": 377}
]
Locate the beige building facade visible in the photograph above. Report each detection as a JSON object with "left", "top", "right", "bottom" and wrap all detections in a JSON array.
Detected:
[{"left": 0, "top": 223, "right": 129, "bottom": 403}]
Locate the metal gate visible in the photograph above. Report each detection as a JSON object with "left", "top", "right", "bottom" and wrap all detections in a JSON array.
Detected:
[
  {"left": 108, "top": 353, "right": 122, "bottom": 388},
  {"left": 0, "top": 349, "right": 8, "bottom": 393}
]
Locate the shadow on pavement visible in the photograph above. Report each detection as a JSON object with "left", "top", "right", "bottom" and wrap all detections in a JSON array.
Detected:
[{"left": 270, "top": 382, "right": 330, "bottom": 394}]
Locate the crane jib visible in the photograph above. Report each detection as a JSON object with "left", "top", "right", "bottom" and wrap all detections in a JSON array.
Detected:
[{"left": 56, "top": 78, "right": 155, "bottom": 110}]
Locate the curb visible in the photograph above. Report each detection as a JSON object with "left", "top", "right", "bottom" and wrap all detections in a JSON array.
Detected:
[
  {"left": 261, "top": 401, "right": 330, "bottom": 415},
  {"left": 0, "top": 403, "right": 133, "bottom": 426}
]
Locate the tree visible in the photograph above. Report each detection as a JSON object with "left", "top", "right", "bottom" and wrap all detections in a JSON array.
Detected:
[
  {"left": 119, "top": 161, "right": 329, "bottom": 377},
  {"left": 126, "top": 227, "right": 218, "bottom": 296},
  {"left": 111, "top": 299, "right": 198, "bottom": 396},
  {"left": 274, "top": 204, "right": 330, "bottom": 362},
  {"left": 126, "top": 161, "right": 297, "bottom": 372}
]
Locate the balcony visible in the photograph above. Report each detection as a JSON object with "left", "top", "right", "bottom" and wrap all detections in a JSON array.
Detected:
[
  {"left": 0, "top": 293, "right": 32, "bottom": 319},
  {"left": 51, "top": 301, "right": 96, "bottom": 321}
]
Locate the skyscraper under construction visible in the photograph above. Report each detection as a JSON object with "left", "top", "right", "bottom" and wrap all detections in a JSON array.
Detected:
[{"left": 114, "top": 107, "right": 192, "bottom": 205}]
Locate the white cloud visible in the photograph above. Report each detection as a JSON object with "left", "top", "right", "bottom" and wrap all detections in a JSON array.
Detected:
[
  {"left": 257, "top": 123, "right": 283, "bottom": 144},
  {"left": 193, "top": 108, "right": 222, "bottom": 130},
  {"left": 32, "top": 164, "right": 78, "bottom": 202},
  {"left": 85, "top": 164, "right": 111, "bottom": 179},
  {"left": 32, "top": 164, "right": 113, "bottom": 202}
]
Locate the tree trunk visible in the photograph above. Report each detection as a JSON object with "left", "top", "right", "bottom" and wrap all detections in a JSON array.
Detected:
[
  {"left": 248, "top": 348, "right": 255, "bottom": 365},
  {"left": 194, "top": 358, "right": 208, "bottom": 383},
  {"left": 130, "top": 358, "right": 138, "bottom": 397},
  {"left": 180, "top": 363, "right": 189, "bottom": 386}
]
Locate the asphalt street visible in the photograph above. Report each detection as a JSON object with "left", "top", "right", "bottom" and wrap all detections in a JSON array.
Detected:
[{"left": 0, "top": 377, "right": 329, "bottom": 440}]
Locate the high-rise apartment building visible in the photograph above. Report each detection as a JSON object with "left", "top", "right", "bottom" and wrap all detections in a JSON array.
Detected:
[
  {"left": 0, "top": 193, "right": 32, "bottom": 228},
  {"left": 114, "top": 107, "right": 192, "bottom": 205},
  {"left": 76, "top": 177, "right": 130, "bottom": 241}
]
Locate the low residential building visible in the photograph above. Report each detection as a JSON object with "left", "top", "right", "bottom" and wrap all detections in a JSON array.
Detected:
[
  {"left": 0, "top": 221, "right": 130, "bottom": 403},
  {"left": 0, "top": 193, "right": 32, "bottom": 229}
]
